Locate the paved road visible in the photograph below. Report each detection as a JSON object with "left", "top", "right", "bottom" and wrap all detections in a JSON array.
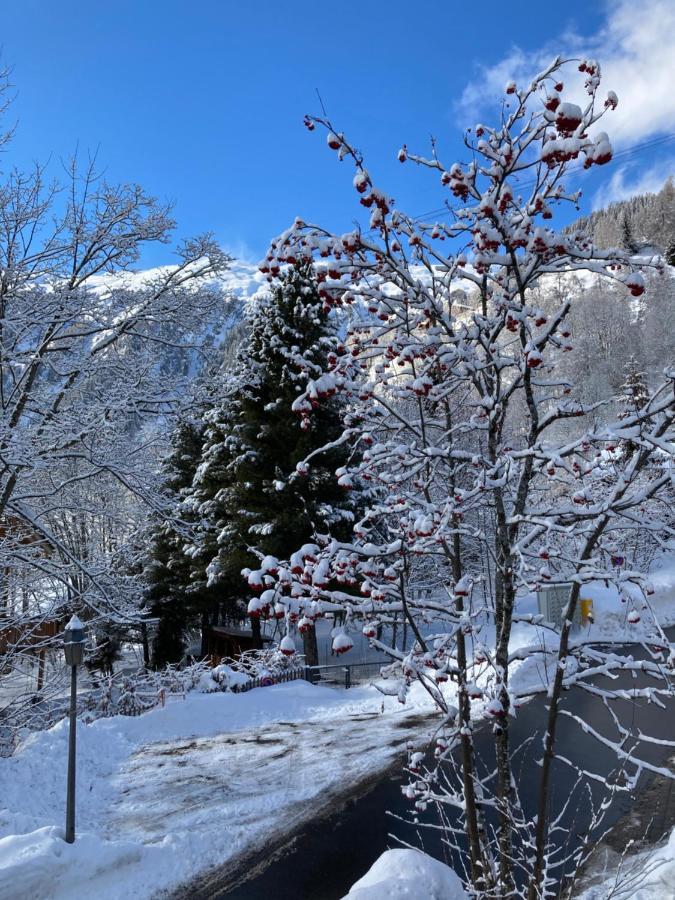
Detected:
[
  {"left": 174, "top": 637, "right": 675, "bottom": 900},
  {"left": 108, "top": 701, "right": 441, "bottom": 897}
]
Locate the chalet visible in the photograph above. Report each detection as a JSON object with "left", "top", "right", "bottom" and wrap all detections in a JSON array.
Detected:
[{"left": 204, "top": 625, "right": 273, "bottom": 661}]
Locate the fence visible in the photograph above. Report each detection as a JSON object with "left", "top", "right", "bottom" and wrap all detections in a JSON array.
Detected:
[
  {"left": 231, "top": 666, "right": 308, "bottom": 693},
  {"left": 308, "top": 661, "right": 385, "bottom": 689},
  {"left": 231, "top": 661, "right": 385, "bottom": 693}
]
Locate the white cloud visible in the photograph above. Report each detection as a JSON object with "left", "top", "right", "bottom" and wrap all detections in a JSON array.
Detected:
[
  {"left": 457, "top": 47, "right": 539, "bottom": 123},
  {"left": 592, "top": 156, "right": 675, "bottom": 208},
  {"left": 220, "top": 238, "right": 258, "bottom": 264},
  {"left": 457, "top": 0, "right": 675, "bottom": 147},
  {"left": 600, "top": 1, "right": 675, "bottom": 144}
]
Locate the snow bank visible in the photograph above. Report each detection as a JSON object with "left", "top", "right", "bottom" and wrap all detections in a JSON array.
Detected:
[
  {"left": 0, "top": 681, "right": 378, "bottom": 839},
  {"left": 0, "top": 827, "right": 145, "bottom": 900},
  {"left": 568, "top": 562, "right": 675, "bottom": 641},
  {"left": 577, "top": 827, "right": 675, "bottom": 900},
  {"left": 343, "top": 848, "right": 467, "bottom": 899},
  {"left": 509, "top": 560, "right": 675, "bottom": 658},
  {"left": 0, "top": 680, "right": 437, "bottom": 900}
]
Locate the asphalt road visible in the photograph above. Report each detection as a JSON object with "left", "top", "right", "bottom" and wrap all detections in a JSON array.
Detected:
[{"left": 171, "top": 635, "right": 675, "bottom": 900}]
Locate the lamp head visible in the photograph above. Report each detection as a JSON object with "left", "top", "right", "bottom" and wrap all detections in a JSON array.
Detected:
[{"left": 63, "top": 615, "right": 86, "bottom": 667}]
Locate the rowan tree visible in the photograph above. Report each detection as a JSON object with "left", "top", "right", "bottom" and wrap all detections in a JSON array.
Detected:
[{"left": 245, "top": 57, "right": 675, "bottom": 898}]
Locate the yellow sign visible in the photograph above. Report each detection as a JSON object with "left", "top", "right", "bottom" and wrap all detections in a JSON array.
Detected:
[{"left": 580, "top": 598, "right": 594, "bottom": 623}]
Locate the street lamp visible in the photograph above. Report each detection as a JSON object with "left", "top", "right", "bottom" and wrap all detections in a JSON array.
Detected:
[{"left": 63, "top": 614, "right": 86, "bottom": 844}]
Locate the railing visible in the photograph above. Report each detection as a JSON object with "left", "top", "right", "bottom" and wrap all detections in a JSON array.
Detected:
[
  {"left": 230, "top": 661, "right": 386, "bottom": 692},
  {"left": 308, "top": 660, "right": 385, "bottom": 689},
  {"left": 231, "top": 666, "right": 308, "bottom": 693}
]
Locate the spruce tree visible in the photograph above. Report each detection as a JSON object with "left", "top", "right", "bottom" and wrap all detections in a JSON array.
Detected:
[
  {"left": 666, "top": 239, "right": 675, "bottom": 267},
  {"left": 144, "top": 420, "right": 221, "bottom": 666},
  {"left": 189, "top": 265, "right": 358, "bottom": 665},
  {"left": 621, "top": 212, "right": 639, "bottom": 253},
  {"left": 617, "top": 355, "right": 650, "bottom": 461}
]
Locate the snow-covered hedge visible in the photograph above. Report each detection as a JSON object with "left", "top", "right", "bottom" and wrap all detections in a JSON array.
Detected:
[
  {"left": 79, "top": 649, "right": 308, "bottom": 725},
  {"left": 82, "top": 661, "right": 210, "bottom": 720},
  {"left": 2, "top": 650, "right": 305, "bottom": 755}
]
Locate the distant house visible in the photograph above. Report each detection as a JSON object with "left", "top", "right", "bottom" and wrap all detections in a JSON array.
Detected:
[
  {"left": 0, "top": 514, "right": 52, "bottom": 549},
  {"left": 0, "top": 514, "right": 54, "bottom": 616},
  {"left": 0, "top": 615, "right": 67, "bottom": 689},
  {"left": 204, "top": 625, "right": 273, "bottom": 660},
  {"left": 0, "top": 515, "right": 60, "bottom": 692}
]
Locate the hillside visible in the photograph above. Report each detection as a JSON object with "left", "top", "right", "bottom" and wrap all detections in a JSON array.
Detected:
[{"left": 569, "top": 177, "right": 675, "bottom": 258}]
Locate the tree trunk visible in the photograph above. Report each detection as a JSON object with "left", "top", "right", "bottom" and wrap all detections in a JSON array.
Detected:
[
  {"left": 36, "top": 648, "right": 46, "bottom": 693},
  {"left": 528, "top": 526, "right": 606, "bottom": 899},
  {"left": 493, "top": 489, "right": 516, "bottom": 896},
  {"left": 455, "top": 602, "right": 491, "bottom": 891},
  {"left": 302, "top": 626, "right": 319, "bottom": 670},
  {"left": 250, "top": 614, "right": 263, "bottom": 649},
  {"left": 140, "top": 622, "right": 150, "bottom": 669},
  {"left": 200, "top": 609, "right": 210, "bottom": 659}
]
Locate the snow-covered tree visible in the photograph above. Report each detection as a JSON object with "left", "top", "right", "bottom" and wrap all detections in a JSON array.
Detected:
[
  {"left": 0, "top": 81, "right": 230, "bottom": 742},
  {"left": 245, "top": 57, "right": 675, "bottom": 897},
  {"left": 617, "top": 356, "right": 650, "bottom": 461},
  {"left": 621, "top": 212, "right": 639, "bottom": 253},
  {"left": 573, "top": 176, "right": 675, "bottom": 254},
  {"left": 144, "top": 419, "right": 223, "bottom": 666},
  {"left": 557, "top": 276, "right": 635, "bottom": 407},
  {"left": 641, "top": 266, "right": 675, "bottom": 386},
  {"left": 620, "top": 355, "right": 649, "bottom": 411},
  {"left": 187, "top": 265, "right": 360, "bottom": 665}
]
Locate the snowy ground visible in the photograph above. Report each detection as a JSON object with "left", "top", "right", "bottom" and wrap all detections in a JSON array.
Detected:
[
  {"left": 0, "top": 680, "right": 444, "bottom": 900},
  {"left": 576, "top": 827, "right": 675, "bottom": 899},
  {"left": 339, "top": 833, "right": 675, "bottom": 900},
  {"left": 1, "top": 564, "right": 673, "bottom": 900}
]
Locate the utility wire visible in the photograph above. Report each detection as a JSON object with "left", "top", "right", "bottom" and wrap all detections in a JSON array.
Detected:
[{"left": 395, "top": 132, "right": 675, "bottom": 227}]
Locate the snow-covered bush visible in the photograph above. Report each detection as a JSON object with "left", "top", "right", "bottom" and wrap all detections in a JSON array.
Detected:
[
  {"left": 116, "top": 677, "right": 158, "bottom": 717},
  {"left": 195, "top": 663, "right": 250, "bottom": 693},
  {"left": 343, "top": 848, "right": 468, "bottom": 899},
  {"left": 220, "top": 647, "right": 306, "bottom": 679},
  {"left": 78, "top": 649, "right": 309, "bottom": 723},
  {"left": 81, "top": 661, "right": 214, "bottom": 722}
]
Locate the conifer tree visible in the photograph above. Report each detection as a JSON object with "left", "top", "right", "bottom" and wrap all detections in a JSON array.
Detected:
[
  {"left": 666, "top": 238, "right": 675, "bottom": 267},
  {"left": 145, "top": 420, "right": 220, "bottom": 666},
  {"left": 620, "top": 356, "right": 649, "bottom": 409},
  {"left": 189, "top": 265, "right": 358, "bottom": 665},
  {"left": 618, "top": 355, "right": 650, "bottom": 460},
  {"left": 621, "top": 212, "right": 639, "bottom": 253}
]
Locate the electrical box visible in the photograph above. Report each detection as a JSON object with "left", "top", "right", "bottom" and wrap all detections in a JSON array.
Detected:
[{"left": 537, "top": 583, "right": 581, "bottom": 630}]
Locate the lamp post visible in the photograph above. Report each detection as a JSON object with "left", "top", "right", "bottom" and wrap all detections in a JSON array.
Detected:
[{"left": 63, "top": 614, "right": 86, "bottom": 844}]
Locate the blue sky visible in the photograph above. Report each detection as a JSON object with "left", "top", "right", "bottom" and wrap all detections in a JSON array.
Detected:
[{"left": 1, "top": 1, "right": 673, "bottom": 267}]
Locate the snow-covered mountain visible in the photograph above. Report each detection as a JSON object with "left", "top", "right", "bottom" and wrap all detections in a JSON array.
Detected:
[{"left": 91, "top": 257, "right": 269, "bottom": 314}]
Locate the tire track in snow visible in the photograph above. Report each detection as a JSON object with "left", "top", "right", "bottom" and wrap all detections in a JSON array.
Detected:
[{"left": 106, "top": 705, "right": 441, "bottom": 893}]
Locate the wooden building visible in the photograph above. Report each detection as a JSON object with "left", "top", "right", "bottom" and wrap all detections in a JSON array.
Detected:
[{"left": 204, "top": 625, "right": 272, "bottom": 660}]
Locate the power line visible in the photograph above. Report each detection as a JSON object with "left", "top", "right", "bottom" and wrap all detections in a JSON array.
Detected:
[{"left": 399, "top": 132, "right": 675, "bottom": 227}]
